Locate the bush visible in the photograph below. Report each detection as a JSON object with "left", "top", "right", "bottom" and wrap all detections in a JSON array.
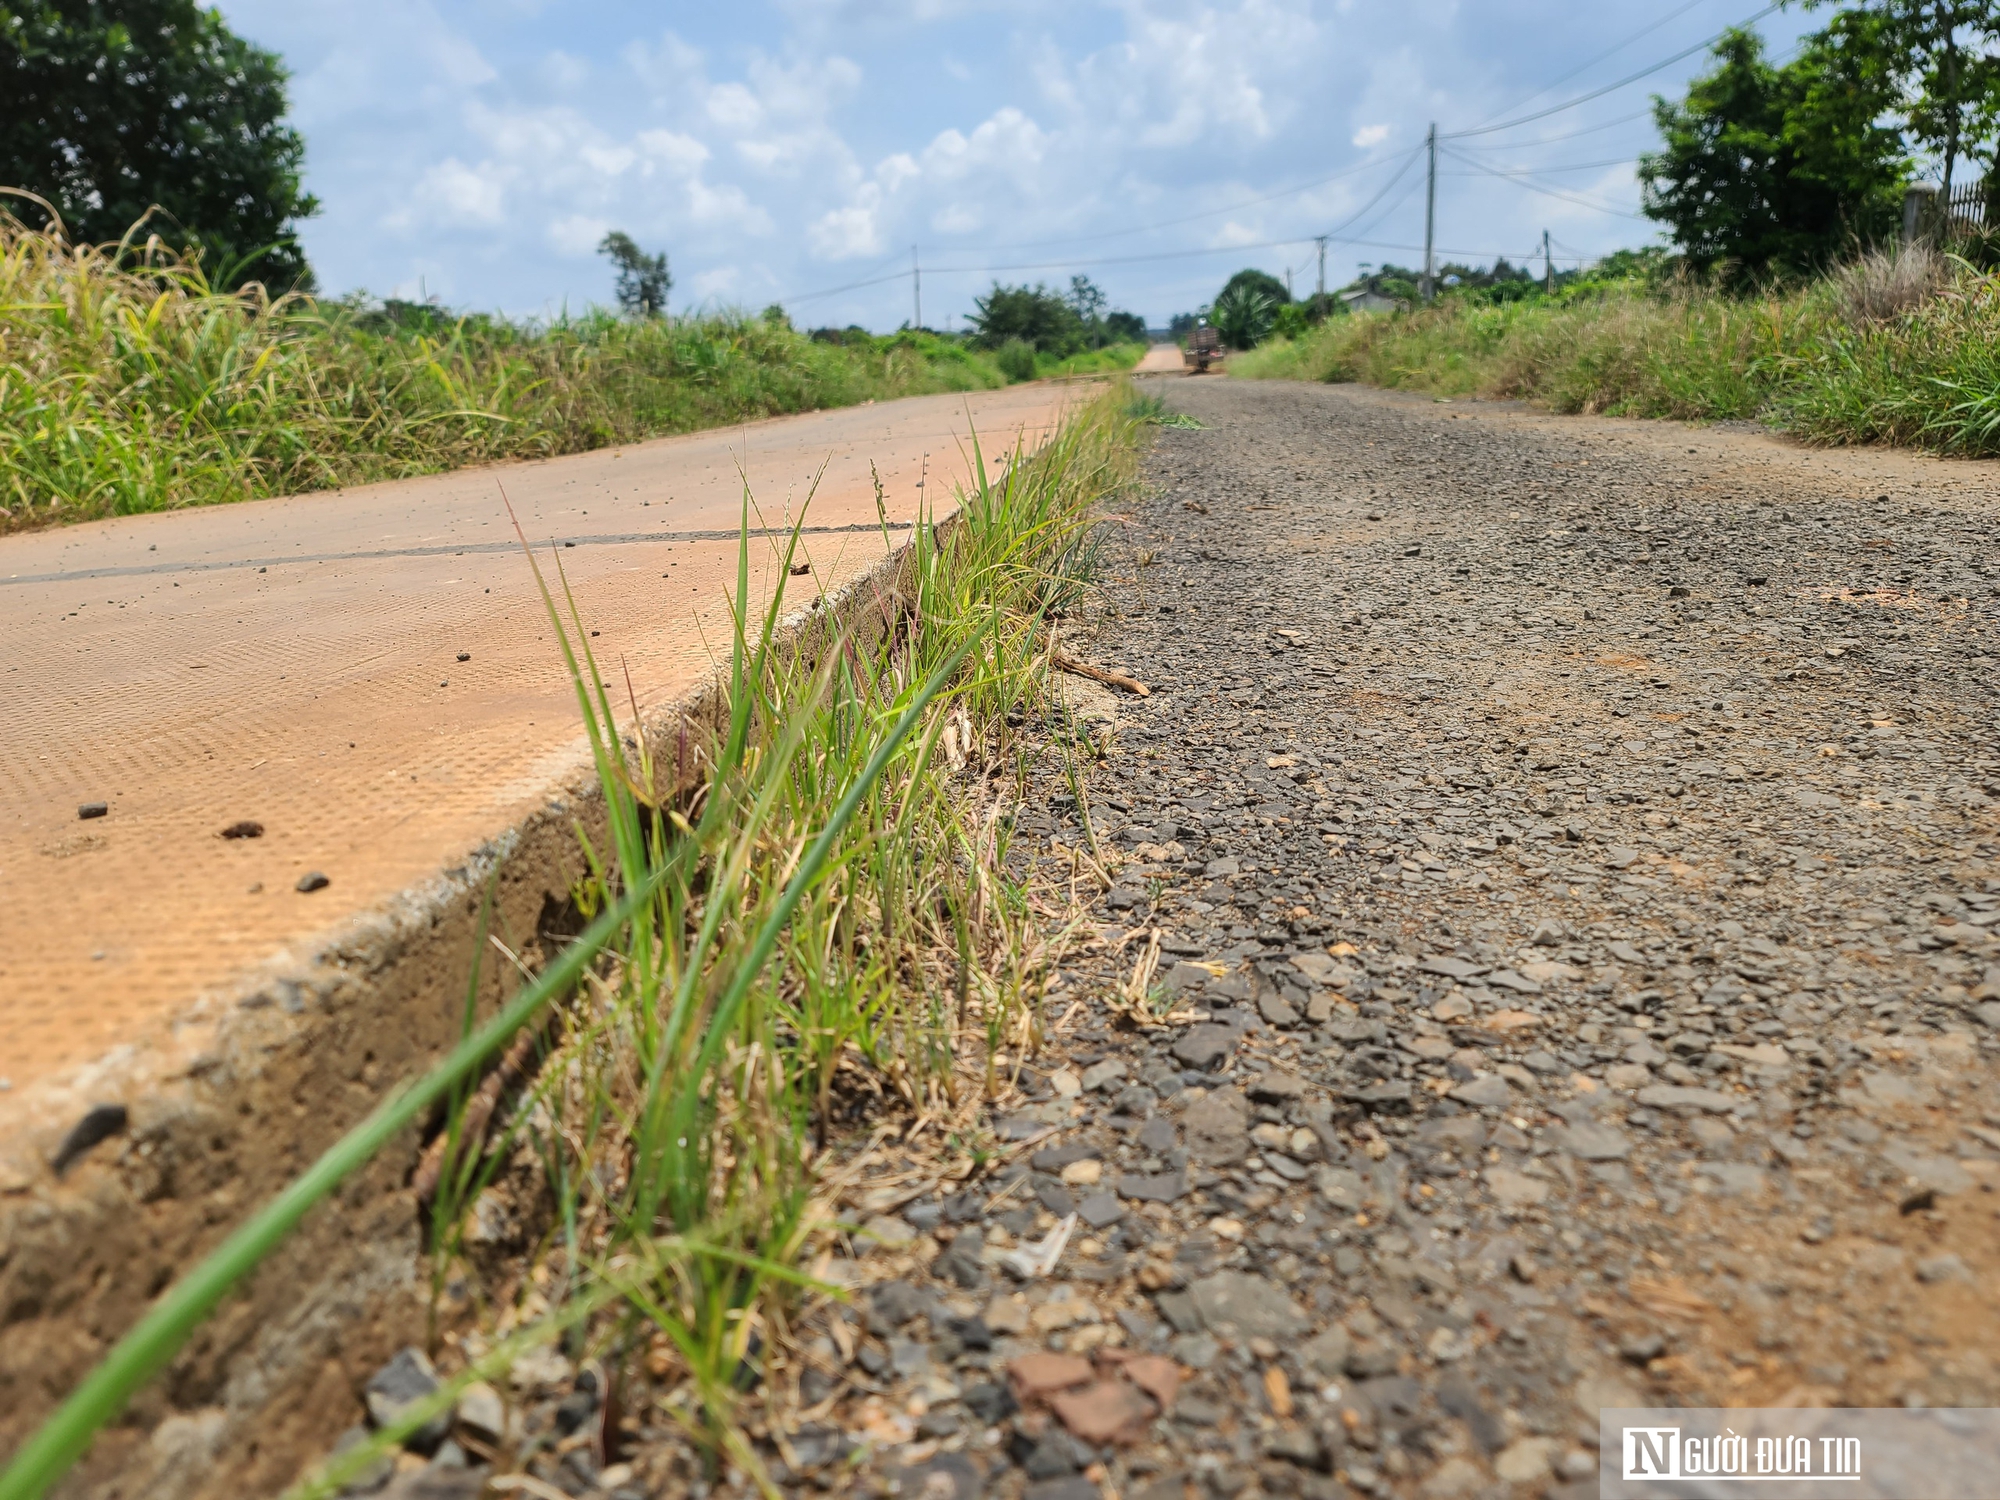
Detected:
[
  {"left": 1105, "top": 310, "right": 1147, "bottom": 343},
  {"left": 1233, "top": 247, "right": 2000, "bottom": 456},
  {"left": 1272, "top": 303, "right": 1315, "bottom": 340},
  {"left": 1827, "top": 243, "right": 1948, "bottom": 325},
  {"left": 0, "top": 212, "right": 1011, "bottom": 529},
  {"left": 995, "top": 338, "right": 1038, "bottom": 382}
]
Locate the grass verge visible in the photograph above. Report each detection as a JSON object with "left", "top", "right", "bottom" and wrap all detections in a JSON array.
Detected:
[
  {"left": 0, "top": 383, "right": 1144, "bottom": 1500},
  {"left": 0, "top": 210, "right": 1031, "bottom": 531},
  {"left": 1231, "top": 246, "right": 2000, "bottom": 456}
]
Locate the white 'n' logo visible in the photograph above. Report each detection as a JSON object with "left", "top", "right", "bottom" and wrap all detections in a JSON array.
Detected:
[{"left": 1624, "top": 1427, "right": 1682, "bottom": 1480}]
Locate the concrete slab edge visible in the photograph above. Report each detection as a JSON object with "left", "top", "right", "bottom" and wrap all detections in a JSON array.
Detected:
[{"left": 0, "top": 501, "right": 985, "bottom": 1498}]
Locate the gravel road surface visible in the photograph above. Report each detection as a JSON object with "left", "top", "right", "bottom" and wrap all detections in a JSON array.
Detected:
[
  {"left": 795, "top": 379, "right": 2000, "bottom": 1500},
  {"left": 334, "top": 380, "right": 2000, "bottom": 1500}
]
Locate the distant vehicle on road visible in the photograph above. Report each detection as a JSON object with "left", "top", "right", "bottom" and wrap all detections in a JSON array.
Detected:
[{"left": 1183, "top": 325, "right": 1225, "bottom": 373}]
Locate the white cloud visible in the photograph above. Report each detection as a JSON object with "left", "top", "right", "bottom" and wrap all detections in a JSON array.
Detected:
[
  {"left": 636, "top": 129, "right": 711, "bottom": 176},
  {"left": 809, "top": 191, "right": 884, "bottom": 259},
  {"left": 409, "top": 158, "right": 505, "bottom": 227},
  {"left": 218, "top": 0, "right": 1753, "bottom": 319},
  {"left": 690, "top": 266, "right": 741, "bottom": 299},
  {"left": 706, "top": 83, "right": 764, "bottom": 131},
  {"left": 547, "top": 214, "right": 609, "bottom": 256}
]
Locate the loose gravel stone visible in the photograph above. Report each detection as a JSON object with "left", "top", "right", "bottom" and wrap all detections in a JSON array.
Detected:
[
  {"left": 1188, "top": 1271, "right": 1309, "bottom": 1340},
  {"left": 556, "top": 377, "right": 2000, "bottom": 1500},
  {"left": 365, "top": 1347, "right": 451, "bottom": 1454}
]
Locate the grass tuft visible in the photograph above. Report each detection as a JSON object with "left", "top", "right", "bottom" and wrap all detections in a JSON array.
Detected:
[
  {"left": 0, "top": 211, "right": 1064, "bottom": 531},
  {"left": 0, "top": 383, "right": 1145, "bottom": 1500}
]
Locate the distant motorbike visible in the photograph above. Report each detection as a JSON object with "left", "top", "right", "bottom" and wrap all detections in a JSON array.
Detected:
[{"left": 1182, "top": 325, "right": 1225, "bottom": 373}]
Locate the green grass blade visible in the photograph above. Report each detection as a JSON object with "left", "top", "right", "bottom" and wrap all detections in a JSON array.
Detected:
[{"left": 0, "top": 864, "right": 671, "bottom": 1500}]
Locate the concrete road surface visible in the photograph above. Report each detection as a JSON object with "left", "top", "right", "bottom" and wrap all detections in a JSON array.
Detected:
[{"left": 0, "top": 383, "right": 1073, "bottom": 1143}]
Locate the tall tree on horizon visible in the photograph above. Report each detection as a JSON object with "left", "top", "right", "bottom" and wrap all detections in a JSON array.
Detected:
[
  {"left": 1796, "top": 0, "right": 2000, "bottom": 202},
  {"left": 0, "top": 0, "right": 318, "bottom": 289},
  {"left": 598, "top": 230, "right": 671, "bottom": 318}
]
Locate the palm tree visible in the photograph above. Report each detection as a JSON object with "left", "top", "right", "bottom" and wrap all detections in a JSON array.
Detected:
[{"left": 1210, "top": 284, "right": 1277, "bottom": 349}]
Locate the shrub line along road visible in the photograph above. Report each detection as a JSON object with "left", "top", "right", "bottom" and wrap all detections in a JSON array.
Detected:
[
  {"left": 785, "top": 376, "right": 2000, "bottom": 1500},
  {"left": 0, "top": 384, "right": 1071, "bottom": 1168}
]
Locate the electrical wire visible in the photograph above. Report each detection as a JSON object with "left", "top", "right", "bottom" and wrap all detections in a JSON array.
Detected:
[
  {"left": 1442, "top": 146, "right": 1652, "bottom": 218},
  {"left": 781, "top": 150, "right": 1429, "bottom": 303},
  {"left": 781, "top": 268, "right": 922, "bottom": 306},
  {"left": 1320, "top": 145, "right": 1428, "bottom": 240},
  {"left": 939, "top": 148, "right": 1420, "bottom": 255},
  {"left": 1441, "top": 155, "right": 1640, "bottom": 175},
  {"left": 847, "top": 150, "right": 1427, "bottom": 283},
  {"left": 1445, "top": 0, "right": 1782, "bottom": 139},
  {"left": 1460, "top": 0, "right": 1718, "bottom": 132},
  {"left": 1447, "top": 109, "right": 1658, "bottom": 150},
  {"left": 1338, "top": 173, "right": 1429, "bottom": 248},
  {"left": 924, "top": 235, "right": 1591, "bottom": 272}
]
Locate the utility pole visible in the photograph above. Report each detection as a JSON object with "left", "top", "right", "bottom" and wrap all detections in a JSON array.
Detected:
[
  {"left": 911, "top": 246, "right": 922, "bottom": 331},
  {"left": 1315, "top": 235, "right": 1327, "bottom": 305},
  {"left": 1421, "top": 122, "right": 1437, "bottom": 301},
  {"left": 1285, "top": 266, "right": 1293, "bottom": 298},
  {"left": 1543, "top": 229, "right": 1553, "bottom": 295}
]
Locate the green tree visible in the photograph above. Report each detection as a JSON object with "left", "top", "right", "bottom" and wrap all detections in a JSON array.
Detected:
[
  {"left": 1104, "top": 309, "right": 1146, "bottom": 342},
  {"left": 1797, "top": 0, "right": 2000, "bottom": 202},
  {"left": 1216, "top": 267, "right": 1290, "bottom": 309},
  {"left": 1065, "top": 273, "right": 1107, "bottom": 325},
  {"left": 969, "top": 282, "right": 1082, "bottom": 353},
  {"left": 1210, "top": 281, "right": 1277, "bottom": 349},
  {"left": 598, "top": 231, "right": 670, "bottom": 317},
  {"left": 1641, "top": 26, "right": 1907, "bottom": 275},
  {"left": 0, "top": 0, "right": 317, "bottom": 288}
]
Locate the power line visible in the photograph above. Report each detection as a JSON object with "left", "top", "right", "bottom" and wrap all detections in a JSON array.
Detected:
[
  {"left": 1444, "top": 0, "right": 1783, "bottom": 139},
  {"left": 1321, "top": 145, "right": 1428, "bottom": 240},
  {"left": 1461, "top": 0, "right": 1718, "bottom": 132},
  {"left": 781, "top": 150, "right": 1430, "bottom": 306},
  {"left": 1442, "top": 146, "right": 1653, "bottom": 218},
  {"left": 782, "top": 268, "right": 920, "bottom": 306},
  {"left": 1447, "top": 109, "right": 1656, "bottom": 149},
  {"left": 1442, "top": 155, "right": 1641, "bottom": 175},
  {"left": 935, "top": 149, "right": 1418, "bottom": 256},
  {"left": 1344, "top": 174, "right": 1428, "bottom": 247}
]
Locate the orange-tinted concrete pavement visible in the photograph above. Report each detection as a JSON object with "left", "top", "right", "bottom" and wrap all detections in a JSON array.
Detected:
[{"left": 0, "top": 385, "right": 1072, "bottom": 1142}]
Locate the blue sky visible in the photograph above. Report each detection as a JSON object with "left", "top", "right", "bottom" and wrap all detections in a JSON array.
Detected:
[{"left": 215, "top": 0, "right": 1817, "bottom": 329}]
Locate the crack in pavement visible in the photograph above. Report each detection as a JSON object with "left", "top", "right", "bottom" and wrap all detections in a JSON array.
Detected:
[{"left": 0, "top": 521, "right": 915, "bottom": 586}]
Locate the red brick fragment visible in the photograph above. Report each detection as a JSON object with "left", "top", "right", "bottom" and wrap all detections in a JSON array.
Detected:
[
  {"left": 1008, "top": 1351, "right": 1093, "bottom": 1399},
  {"left": 1121, "top": 1354, "right": 1183, "bottom": 1412},
  {"left": 1050, "top": 1379, "right": 1158, "bottom": 1445}
]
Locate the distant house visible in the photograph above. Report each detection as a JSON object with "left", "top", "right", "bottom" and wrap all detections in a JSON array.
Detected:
[{"left": 1340, "top": 287, "right": 1400, "bottom": 315}]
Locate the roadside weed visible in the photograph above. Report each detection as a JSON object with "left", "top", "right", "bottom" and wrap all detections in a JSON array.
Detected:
[{"left": 0, "top": 385, "right": 1144, "bottom": 1500}]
